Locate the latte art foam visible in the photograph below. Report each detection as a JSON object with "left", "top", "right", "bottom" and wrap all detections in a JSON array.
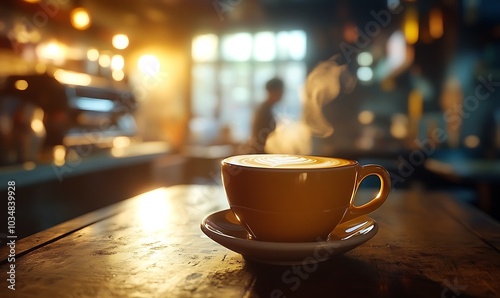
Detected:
[{"left": 224, "top": 154, "right": 355, "bottom": 169}]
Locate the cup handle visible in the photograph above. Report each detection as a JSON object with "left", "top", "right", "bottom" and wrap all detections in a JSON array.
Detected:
[{"left": 340, "top": 164, "right": 391, "bottom": 223}]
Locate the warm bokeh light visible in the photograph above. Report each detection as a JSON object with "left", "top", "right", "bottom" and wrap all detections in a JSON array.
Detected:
[
  {"left": 404, "top": 6, "right": 419, "bottom": 44},
  {"left": 30, "top": 108, "right": 45, "bottom": 137},
  {"left": 12, "top": 21, "right": 41, "bottom": 43},
  {"left": 390, "top": 114, "right": 408, "bottom": 139},
  {"left": 429, "top": 8, "right": 444, "bottom": 39},
  {"left": 358, "top": 110, "right": 375, "bottom": 125},
  {"left": 192, "top": 34, "right": 218, "bottom": 62},
  {"left": 138, "top": 54, "right": 160, "bottom": 76},
  {"left": 66, "top": 46, "right": 86, "bottom": 60},
  {"left": 112, "top": 34, "right": 129, "bottom": 50},
  {"left": 87, "top": 48, "right": 99, "bottom": 61},
  {"left": 53, "top": 145, "right": 66, "bottom": 167},
  {"left": 343, "top": 23, "right": 358, "bottom": 44},
  {"left": 31, "top": 119, "right": 44, "bottom": 135},
  {"left": 112, "top": 69, "right": 125, "bottom": 81},
  {"left": 14, "top": 80, "right": 28, "bottom": 91},
  {"left": 22, "top": 161, "right": 36, "bottom": 170},
  {"left": 464, "top": 135, "right": 480, "bottom": 148},
  {"left": 357, "top": 134, "right": 375, "bottom": 150},
  {"left": 408, "top": 89, "right": 423, "bottom": 119},
  {"left": 54, "top": 69, "right": 92, "bottom": 86},
  {"left": 71, "top": 7, "right": 91, "bottom": 30},
  {"left": 391, "top": 123, "right": 408, "bottom": 139},
  {"left": 35, "top": 63, "right": 47, "bottom": 73},
  {"left": 111, "top": 54, "right": 125, "bottom": 70},
  {"left": 36, "top": 41, "right": 66, "bottom": 65},
  {"left": 113, "top": 136, "right": 131, "bottom": 148},
  {"left": 98, "top": 54, "right": 111, "bottom": 68}
]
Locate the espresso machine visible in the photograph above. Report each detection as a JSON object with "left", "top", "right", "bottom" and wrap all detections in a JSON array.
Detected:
[{"left": 0, "top": 72, "right": 137, "bottom": 165}]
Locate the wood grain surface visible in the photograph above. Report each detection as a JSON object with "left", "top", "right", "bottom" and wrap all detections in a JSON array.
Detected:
[{"left": 0, "top": 185, "right": 499, "bottom": 297}]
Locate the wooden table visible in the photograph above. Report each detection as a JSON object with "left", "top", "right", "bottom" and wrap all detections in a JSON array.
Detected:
[
  {"left": 1, "top": 185, "right": 499, "bottom": 297},
  {"left": 425, "top": 157, "right": 500, "bottom": 215}
]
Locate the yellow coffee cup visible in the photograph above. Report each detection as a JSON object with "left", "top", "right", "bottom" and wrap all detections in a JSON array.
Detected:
[{"left": 221, "top": 154, "right": 391, "bottom": 242}]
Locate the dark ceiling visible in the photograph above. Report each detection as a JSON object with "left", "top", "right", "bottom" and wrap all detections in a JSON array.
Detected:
[{"left": 1, "top": 0, "right": 499, "bottom": 51}]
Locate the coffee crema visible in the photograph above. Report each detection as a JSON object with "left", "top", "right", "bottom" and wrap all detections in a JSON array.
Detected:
[{"left": 223, "top": 154, "right": 356, "bottom": 169}]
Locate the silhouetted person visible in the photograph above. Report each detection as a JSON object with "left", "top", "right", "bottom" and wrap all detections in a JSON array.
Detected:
[{"left": 250, "top": 78, "right": 284, "bottom": 153}]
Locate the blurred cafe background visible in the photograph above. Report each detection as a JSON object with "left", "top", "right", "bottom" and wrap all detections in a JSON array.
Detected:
[{"left": 0, "top": 0, "right": 499, "bottom": 239}]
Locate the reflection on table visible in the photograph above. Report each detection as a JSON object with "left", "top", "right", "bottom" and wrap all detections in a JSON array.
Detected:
[{"left": 1, "top": 185, "right": 498, "bottom": 297}]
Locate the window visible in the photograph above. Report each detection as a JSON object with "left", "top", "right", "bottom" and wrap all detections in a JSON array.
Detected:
[{"left": 191, "top": 30, "right": 307, "bottom": 143}]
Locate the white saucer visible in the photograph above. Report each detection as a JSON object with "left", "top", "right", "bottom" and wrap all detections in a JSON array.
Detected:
[{"left": 200, "top": 209, "right": 378, "bottom": 265}]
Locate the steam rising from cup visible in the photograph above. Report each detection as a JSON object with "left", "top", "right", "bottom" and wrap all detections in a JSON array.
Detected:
[
  {"left": 303, "top": 55, "right": 357, "bottom": 137},
  {"left": 265, "top": 55, "right": 357, "bottom": 154}
]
